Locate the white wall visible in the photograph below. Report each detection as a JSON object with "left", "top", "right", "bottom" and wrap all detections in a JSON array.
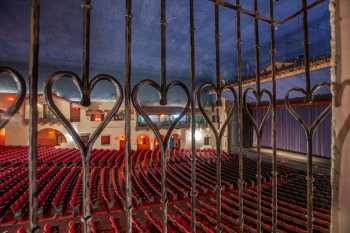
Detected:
[{"left": 3, "top": 95, "right": 230, "bottom": 152}]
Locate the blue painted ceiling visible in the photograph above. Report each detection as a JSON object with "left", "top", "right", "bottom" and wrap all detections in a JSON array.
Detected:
[{"left": 0, "top": 0, "right": 330, "bottom": 103}]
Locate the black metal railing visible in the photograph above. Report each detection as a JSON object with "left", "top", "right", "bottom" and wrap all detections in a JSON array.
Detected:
[{"left": 0, "top": 0, "right": 333, "bottom": 233}]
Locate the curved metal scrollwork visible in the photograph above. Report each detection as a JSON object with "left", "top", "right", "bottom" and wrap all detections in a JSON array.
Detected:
[
  {"left": 197, "top": 82, "right": 238, "bottom": 141},
  {"left": 197, "top": 82, "right": 238, "bottom": 233},
  {"left": 243, "top": 87, "right": 273, "bottom": 233},
  {"left": 45, "top": 72, "right": 123, "bottom": 153},
  {"left": 285, "top": 83, "right": 331, "bottom": 134},
  {"left": 0, "top": 0, "right": 333, "bottom": 232},
  {"left": 42, "top": 1, "right": 124, "bottom": 232},
  {"left": 44, "top": 71, "right": 123, "bottom": 232},
  {"left": 243, "top": 88, "right": 273, "bottom": 137},
  {"left": 131, "top": 79, "right": 191, "bottom": 233},
  {"left": 285, "top": 82, "right": 331, "bottom": 233},
  {"left": 0, "top": 67, "right": 27, "bottom": 129}
]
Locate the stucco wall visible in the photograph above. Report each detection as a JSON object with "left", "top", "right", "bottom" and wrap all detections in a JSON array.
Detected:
[
  {"left": 2, "top": 94, "right": 230, "bottom": 151},
  {"left": 330, "top": 0, "right": 350, "bottom": 232},
  {"left": 5, "top": 114, "right": 28, "bottom": 146}
]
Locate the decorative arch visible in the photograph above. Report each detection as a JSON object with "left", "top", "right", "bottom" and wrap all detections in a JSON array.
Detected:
[
  {"left": 118, "top": 135, "right": 126, "bottom": 151},
  {"left": 38, "top": 128, "right": 67, "bottom": 146},
  {"left": 137, "top": 134, "right": 151, "bottom": 150}
]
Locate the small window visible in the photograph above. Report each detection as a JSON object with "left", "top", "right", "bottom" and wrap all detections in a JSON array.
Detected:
[
  {"left": 101, "top": 135, "right": 111, "bottom": 145},
  {"left": 204, "top": 136, "right": 210, "bottom": 146},
  {"left": 90, "top": 112, "right": 104, "bottom": 122},
  {"left": 70, "top": 105, "right": 81, "bottom": 122}
]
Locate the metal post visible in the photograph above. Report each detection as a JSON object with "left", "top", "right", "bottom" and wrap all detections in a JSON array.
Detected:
[
  {"left": 124, "top": 1, "right": 133, "bottom": 232},
  {"left": 235, "top": 0, "right": 244, "bottom": 232},
  {"left": 214, "top": 3, "right": 222, "bottom": 232},
  {"left": 81, "top": 0, "right": 92, "bottom": 106},
  {"left": 160, "top": 0, "right": 167, "bottom": 105},
  {"left": 269, "top": 0, "right": 278, "bottom": 232},
  {"left": 189, "top": 0, "right": 197, "bottom": 232},
  {"left": 253, "top": 0, "right": 262, "bottom": 231},
  {"left": 28, "top": 0, "right": 40, "bottom": 232}
]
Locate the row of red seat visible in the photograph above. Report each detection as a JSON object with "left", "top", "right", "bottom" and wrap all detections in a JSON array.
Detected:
[
  {"left": 0, "top": 146, "right": 331, "bottom": 233},
  {"left": 0, "top": 146, "right": 124, "bottom": 167}
]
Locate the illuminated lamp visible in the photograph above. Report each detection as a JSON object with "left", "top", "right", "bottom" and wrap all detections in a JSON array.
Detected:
[
  {"left": 186, "top": 130, "right": 203, "bottom": 142},
  {"left": 7, "top": 96, "right": 15, "bottom": 102}
]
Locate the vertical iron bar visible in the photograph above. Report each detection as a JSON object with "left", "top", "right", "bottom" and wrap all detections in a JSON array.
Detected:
[
  {"left": 269, "top": 0, "right": 278, "bottom": 232},
  {"left": 161, "top": 143, "right": 168, "bottom": 233},
  {"left": 215, "top": 3, "right": 221, "bottom": 91},
  {"left": 235, "top": 0, "right": 244, "bottom": 232},
  {"left": 253, "top": 0, "right": 262, "bottom": 232},
  {"left": 216, "top": 140, "right": 222, "bottom": 233},
  {"left": 81, "top": 0, "right": 92, "bottom": 106},
  {"left": 160, "top": 0, "right": 167, "bottom": 104},
  {"left": 189, "top": 0, "right": 197, "bottom": 232},
  {"left": 302, "top": 0, "right": 313, "bottom": 231},
  {"left": 82, "top": 149, "right": 91, "bottom": 233},
  {"left": 160, "top": 1, "right": 168, "bottom": 232},
  {"left": 214, "top": 2, "right": 222, "bottom": 232},
  {"left": 256, "top": 132, "right": 262, "bottom": 233},
  {"left": 306, "top": 132, "right": 314, "bottom": 233},
  {"left": 124, "top": 0, "right": 133, "bottom": 232},
  {"left": 302, "top": 0, "right": 311, "bottom": 94},
  {"left": 81, "top": 2, "right": 92, "bottom": 232},
  {"left": 254, "top": 0, "right": 261, "bottom": 93},
  {"left": 28, "top": 0, "right": 40, "bottom": 232}
]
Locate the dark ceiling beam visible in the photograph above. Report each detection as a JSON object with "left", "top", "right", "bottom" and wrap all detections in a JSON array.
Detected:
[
  {"left": 208, "top": 0, "right": 327, "bottom": 25},
  {"left": 207, "top": 0, "right": 275, "bottom": 24},
  {"left": 238, "top": 56, "right": 331, "bottom": 88},
  {"left": 278, "top": 0, "right": 327, "bottom": 25},
  {"left": 224, "top": 55, "right": 330, "bottom": 89},
  {"left": 248, "top": 94, "right": 331, "bottom": 109}
]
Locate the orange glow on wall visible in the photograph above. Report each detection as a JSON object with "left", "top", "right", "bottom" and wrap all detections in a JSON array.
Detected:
[
  {"left": 137, "top": 135, "right": 150, "bottom": 150},
  {"left": 0, "top": 128, "right": 5, "bottom": 145},
  {"left": 7, "top": 96, "right": 15, "bottom": 102}
]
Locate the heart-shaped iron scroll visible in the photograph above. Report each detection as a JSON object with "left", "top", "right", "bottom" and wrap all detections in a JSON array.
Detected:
[
  {"left": 131, "top": 79, "right": 191, "bottom": 150},
  {"left": 243, "top": 87, "right": 273, "bottom": 137},
  {"left": 197, "top": 82, "right": 238, "bottom": 142},
  {"left": 285, "top": 82, "right": 331, "bottom": 135},
  {"left": 0, "top": 67, "right": 26, "bottom": 129},
  {"left": 131, "top": 79, "right": 190, "bottom": 233},
  {"left": 44, "top": 71, "right": 123, "bottom": 155}
]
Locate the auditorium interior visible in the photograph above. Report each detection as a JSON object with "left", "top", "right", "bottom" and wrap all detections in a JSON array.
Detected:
[{"left": 0, "top": 0, "right": 350, "bottom": 233}]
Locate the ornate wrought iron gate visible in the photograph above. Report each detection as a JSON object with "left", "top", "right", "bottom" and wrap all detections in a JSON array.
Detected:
[{"left": 0, "top": 0, "right": 331, "bottom": 233}]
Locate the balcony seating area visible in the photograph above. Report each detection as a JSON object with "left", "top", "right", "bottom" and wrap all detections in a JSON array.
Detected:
[{"left": 0, "top": 146, "right": 331, "bottom": 232}]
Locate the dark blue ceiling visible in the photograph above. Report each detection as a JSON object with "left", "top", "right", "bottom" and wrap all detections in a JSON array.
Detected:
[{"left": 0, "top": 0, "right": 330, "bottom": 102}]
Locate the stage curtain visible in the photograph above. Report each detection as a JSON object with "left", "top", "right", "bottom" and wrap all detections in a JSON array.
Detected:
[{"left": 252, "top": 105, "right": 331, "bottom": 157}]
